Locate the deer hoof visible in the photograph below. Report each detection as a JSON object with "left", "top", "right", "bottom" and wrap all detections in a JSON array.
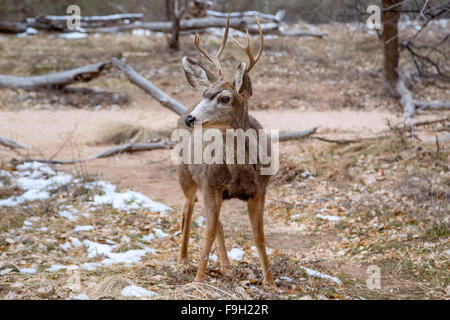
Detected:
[
  {"left": 221, "top": 266, "right": 232, "bottom": 277},
  {"left": 177, "top": 257, "right": 189, "bottom": 265},
  {"left": 263, "top": 280, "right": 278, "bottom": 292}
]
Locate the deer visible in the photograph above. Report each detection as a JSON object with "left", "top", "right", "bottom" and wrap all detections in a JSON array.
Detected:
[{"left": 176, "top": 13, "right": 276, "bottom": 289}]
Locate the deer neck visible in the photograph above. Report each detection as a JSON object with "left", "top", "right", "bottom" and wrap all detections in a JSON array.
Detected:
[{"left": 230, "top": 100, "right": 250, "bottom": 130}]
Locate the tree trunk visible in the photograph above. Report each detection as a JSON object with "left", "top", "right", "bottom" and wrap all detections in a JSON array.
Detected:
[{"left": 381, "top": 0, "right": 401, "bottom": 97}]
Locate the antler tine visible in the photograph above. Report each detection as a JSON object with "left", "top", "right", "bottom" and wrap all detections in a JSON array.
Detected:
[
  {"left": 230, "top": 13, "right": 264, "bottom": 73},
  {"left": 194, "top": 13, "right": 230, "bottom": 76}
]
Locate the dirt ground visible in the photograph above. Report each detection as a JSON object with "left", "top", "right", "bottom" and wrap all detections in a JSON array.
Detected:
[{"left": 0, "top": 21, "right": 449, "bottom": 300}]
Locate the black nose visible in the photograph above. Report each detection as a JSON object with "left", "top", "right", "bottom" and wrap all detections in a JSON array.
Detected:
[{"left": 185, "top": 115, "right": 196, "bottom": 127}]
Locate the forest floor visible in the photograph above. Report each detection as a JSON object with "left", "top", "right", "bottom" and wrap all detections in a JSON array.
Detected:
[{"left": 0, "top": 21, "right": 449, "bottom": 300}]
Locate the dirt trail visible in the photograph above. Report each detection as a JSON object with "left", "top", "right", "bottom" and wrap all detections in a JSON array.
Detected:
[
  {"left": 0, "top": 103, "right": 441, "bottom": 257},
  {"left": 0, "top": 102, "right": 442, "bottom": 209}
]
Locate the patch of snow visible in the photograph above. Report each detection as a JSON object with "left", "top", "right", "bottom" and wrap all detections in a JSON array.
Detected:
[
  {"left": 83, "top": 240, "right": 115, "bottom": 258},
  {"left": 70, "top": 237, "right": 82, "bottom": 248},
  {"left": 101, "top": 248, "right": 156, "bottom": 265},
  {"left": 81, "top": 262, "right": 101, "bottom": 271},
  {"left": 73, "top": 225, "right": 94, "bottom": 233},
  {"left": 58, "top": 206, "right": 80, "bottom": 221},
  {"left": 316, "top": 214, "right": 341, "bottom": 222},
  {"left": 279, "top": 276, "right": 293, "bottom": 282},
  {"left": 59, "top": 32, "right": 87, "bottom": 39},
  {"left": 132, "top": 29, "right": 152, "bottom": 36},
  {"left": 23, "top": 220, "right": 32, "bottom": 226},
  {"left": 209, "top": 253, "right": 218, "bottom": 262},
  {"left": 19, "top": 268, "right": 37, "bottom": 275},
  {"left": 39, "top": 227, "right": 48, "bottom": 232},
  {"left": 0, "top": 170, "right": 12, "bottom": 177},
  {"left": 142, "top": 233, "right": 155, "bottom": 242},
  {"left": 121, "top": 285, "right": 158, "bottom": 298},
  {"left": 72, "top": 292, "right": 90, "bottom": 300},
  {"left": 0, "top": 268, "right": 13, "bottom": 276},
  {"left": 153, "top": 228, "right": 169, "bottom": 239},
  {"left": 301, "top": 266, "right": 342, "bottom": 285},
  {"left": 46, "top": 265, "right": 79, "bottom": 272},
  {"left": 195, "top": 216, "right": 206, "bottom": 226},
  {"left": 228, "top": 248, "right": 244, "bottom": 261},
  {"left": 90, "top": 181, "right": 173, "bottom": 214},
  {"left": 250, "top": 246, "right": 273, "bottom": 255},
  {"left": 59, "top": 242, "right": 72, "bottom": 251},
  {"left": 0, "top": 162, "right": 72, "bottom": 208},
  {"left": 17, "top": 27, "right": 38, "bottom": 37}
]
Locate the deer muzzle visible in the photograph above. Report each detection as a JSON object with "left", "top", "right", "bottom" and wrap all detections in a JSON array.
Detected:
[{"left": 185, "top": 115, "right": 196, "bottom": 127}]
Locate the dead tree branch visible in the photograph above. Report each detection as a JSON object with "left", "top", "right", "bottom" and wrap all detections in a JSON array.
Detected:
[
  {"left": 0, "top": 21, "right": 28, "bottom": 33},
  {"left": 313, "top": 136, "right": 389, "bottom": 144},
  {"left": 0, "top": 61, "right": 111, "bottom": 90},
  {"left": 30, "top": 13, "right": 144, "bottom": 32},
  {"left": 278, "top": 127, "right": 318, "bottom": 141},
  {"left": 206, "top": 9, "right": 286, "bottom": 22},
  {"left": 112, "top": 58, "right": 187, "bottom": 115},
  {"left": 25, "top": 140, "right": 172, "bottom": 165},
  {"left": 0, "top": 137, "right": 29, "bottom": 150},
  {"left": 396, "top": 71, "right": 450, "bottom": 140}
]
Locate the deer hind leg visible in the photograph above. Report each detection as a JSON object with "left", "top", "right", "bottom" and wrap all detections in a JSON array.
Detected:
[
  {"left": 194, "top": 188, "right": 222, "bottom": 282},
  {"left": 247, "top": 192, "right": 276, "bottom": 289},
  {"left": 215, "top": 220, "right": 232, "bottom": 277},
  {"left": 178, "top": 181, "right": 197, "bottom": 265}
]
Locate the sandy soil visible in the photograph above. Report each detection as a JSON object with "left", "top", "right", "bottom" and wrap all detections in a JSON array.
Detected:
[{"left": 0, "top": 94, "right": 445, "bottom": 209}]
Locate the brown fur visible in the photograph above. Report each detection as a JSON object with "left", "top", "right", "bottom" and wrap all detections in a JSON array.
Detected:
[{"left": 176, "top": 77, "right": 275, "bottom": 288}]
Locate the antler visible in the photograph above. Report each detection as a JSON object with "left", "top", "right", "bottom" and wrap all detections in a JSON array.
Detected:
[
  {"left": 194, "top": 13, "right": 230, "bottom": 77},
  {"left": 230, "top": 14, "right": 264, "bottom": 73}
]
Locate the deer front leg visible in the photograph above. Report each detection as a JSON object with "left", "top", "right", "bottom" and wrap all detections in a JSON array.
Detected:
[
  {"left": 194, "top": 188, "right": 222, "bottom": 282},
  {"left": 178, "top": 184, "right": 197, "bottom": 264},
  {"left": 247, "top": 192, "right": 276, "bottom": 289},
  {"left": 215, "top": 220, "right": 232, "bottom": 277}
]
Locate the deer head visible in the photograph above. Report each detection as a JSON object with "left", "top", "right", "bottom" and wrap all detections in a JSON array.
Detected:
[{"left": 182, "top": 13, "right": 263, "bottom": 130}]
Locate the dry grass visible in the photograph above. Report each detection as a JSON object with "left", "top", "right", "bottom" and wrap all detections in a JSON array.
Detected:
[
  {"left": 0, "top": 20, "right": 449, "bottom": 300},
  {"left": 93, "top": 121, "right": 174, "bottom": 145}
]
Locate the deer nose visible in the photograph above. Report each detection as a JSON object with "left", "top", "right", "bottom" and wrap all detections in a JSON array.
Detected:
[{"left": 185, "top": 115, "right": 196, "bottom": 127}]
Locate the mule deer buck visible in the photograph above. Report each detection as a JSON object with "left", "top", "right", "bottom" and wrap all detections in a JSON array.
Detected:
[{"left": 177, "top": 14, "right": 276, "bottom": 289}]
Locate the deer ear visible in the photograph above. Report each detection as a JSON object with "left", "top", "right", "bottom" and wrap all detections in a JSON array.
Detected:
[
  {"left": 234, "top": 62, "right": 252, "bottom": 97},
  {"left": 182, "top": 57, "right": 217, "bottom": 90}
]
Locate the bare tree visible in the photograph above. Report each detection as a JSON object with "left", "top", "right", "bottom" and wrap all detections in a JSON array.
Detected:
[
  {"left": 166, "top": 0, "right": 189, "bottom": 50},
  {"left": 380, "top": 0, "right": 449, "bottom": 96},
  {"left": 381, "top": 0, "right": 401, "bottom": 97}
]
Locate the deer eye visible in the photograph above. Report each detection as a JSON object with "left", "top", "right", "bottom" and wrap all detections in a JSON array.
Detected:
[{"left": 219, "top": 96, "right": 230, "bottom": 104}]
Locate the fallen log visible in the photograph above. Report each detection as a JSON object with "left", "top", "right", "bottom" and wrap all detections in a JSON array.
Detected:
[
  {"left": 112, "top": 58, "right": 187, "bottom": 115},
  {"left": 0, "top": 21, "right": 28, "bottom": 34},
  {"left": 415, "top": 101, "right": 450, "bottom": 110},
  {"left": 87, "top": 17, "right": 327, "bottom": 38},
  {"left": 43, "top": 13, "right": 144, "bottom": 23},
  {"left": 0, "top": 61, "right": 111, "bottom": 90},
  {"left": 206, "top": 9, "right": 286, "bottom": 22},
  {"left": 0, "top": 137, "right": 29, "bottom": 149},
  {"left": 87, "top": 17, "right": 254, "bottom": 34},
  {"left": 30, "top": 13, "right": 144, "bottom": 32},
  {"left": 25, "top": 140, "right": 172, "bottom": 165},
  {"left": 313, "top": 136, "right": 388, "bottom": 144},
  {"left": 278, "top": 127, "right": 318, "bottom": 141}
]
